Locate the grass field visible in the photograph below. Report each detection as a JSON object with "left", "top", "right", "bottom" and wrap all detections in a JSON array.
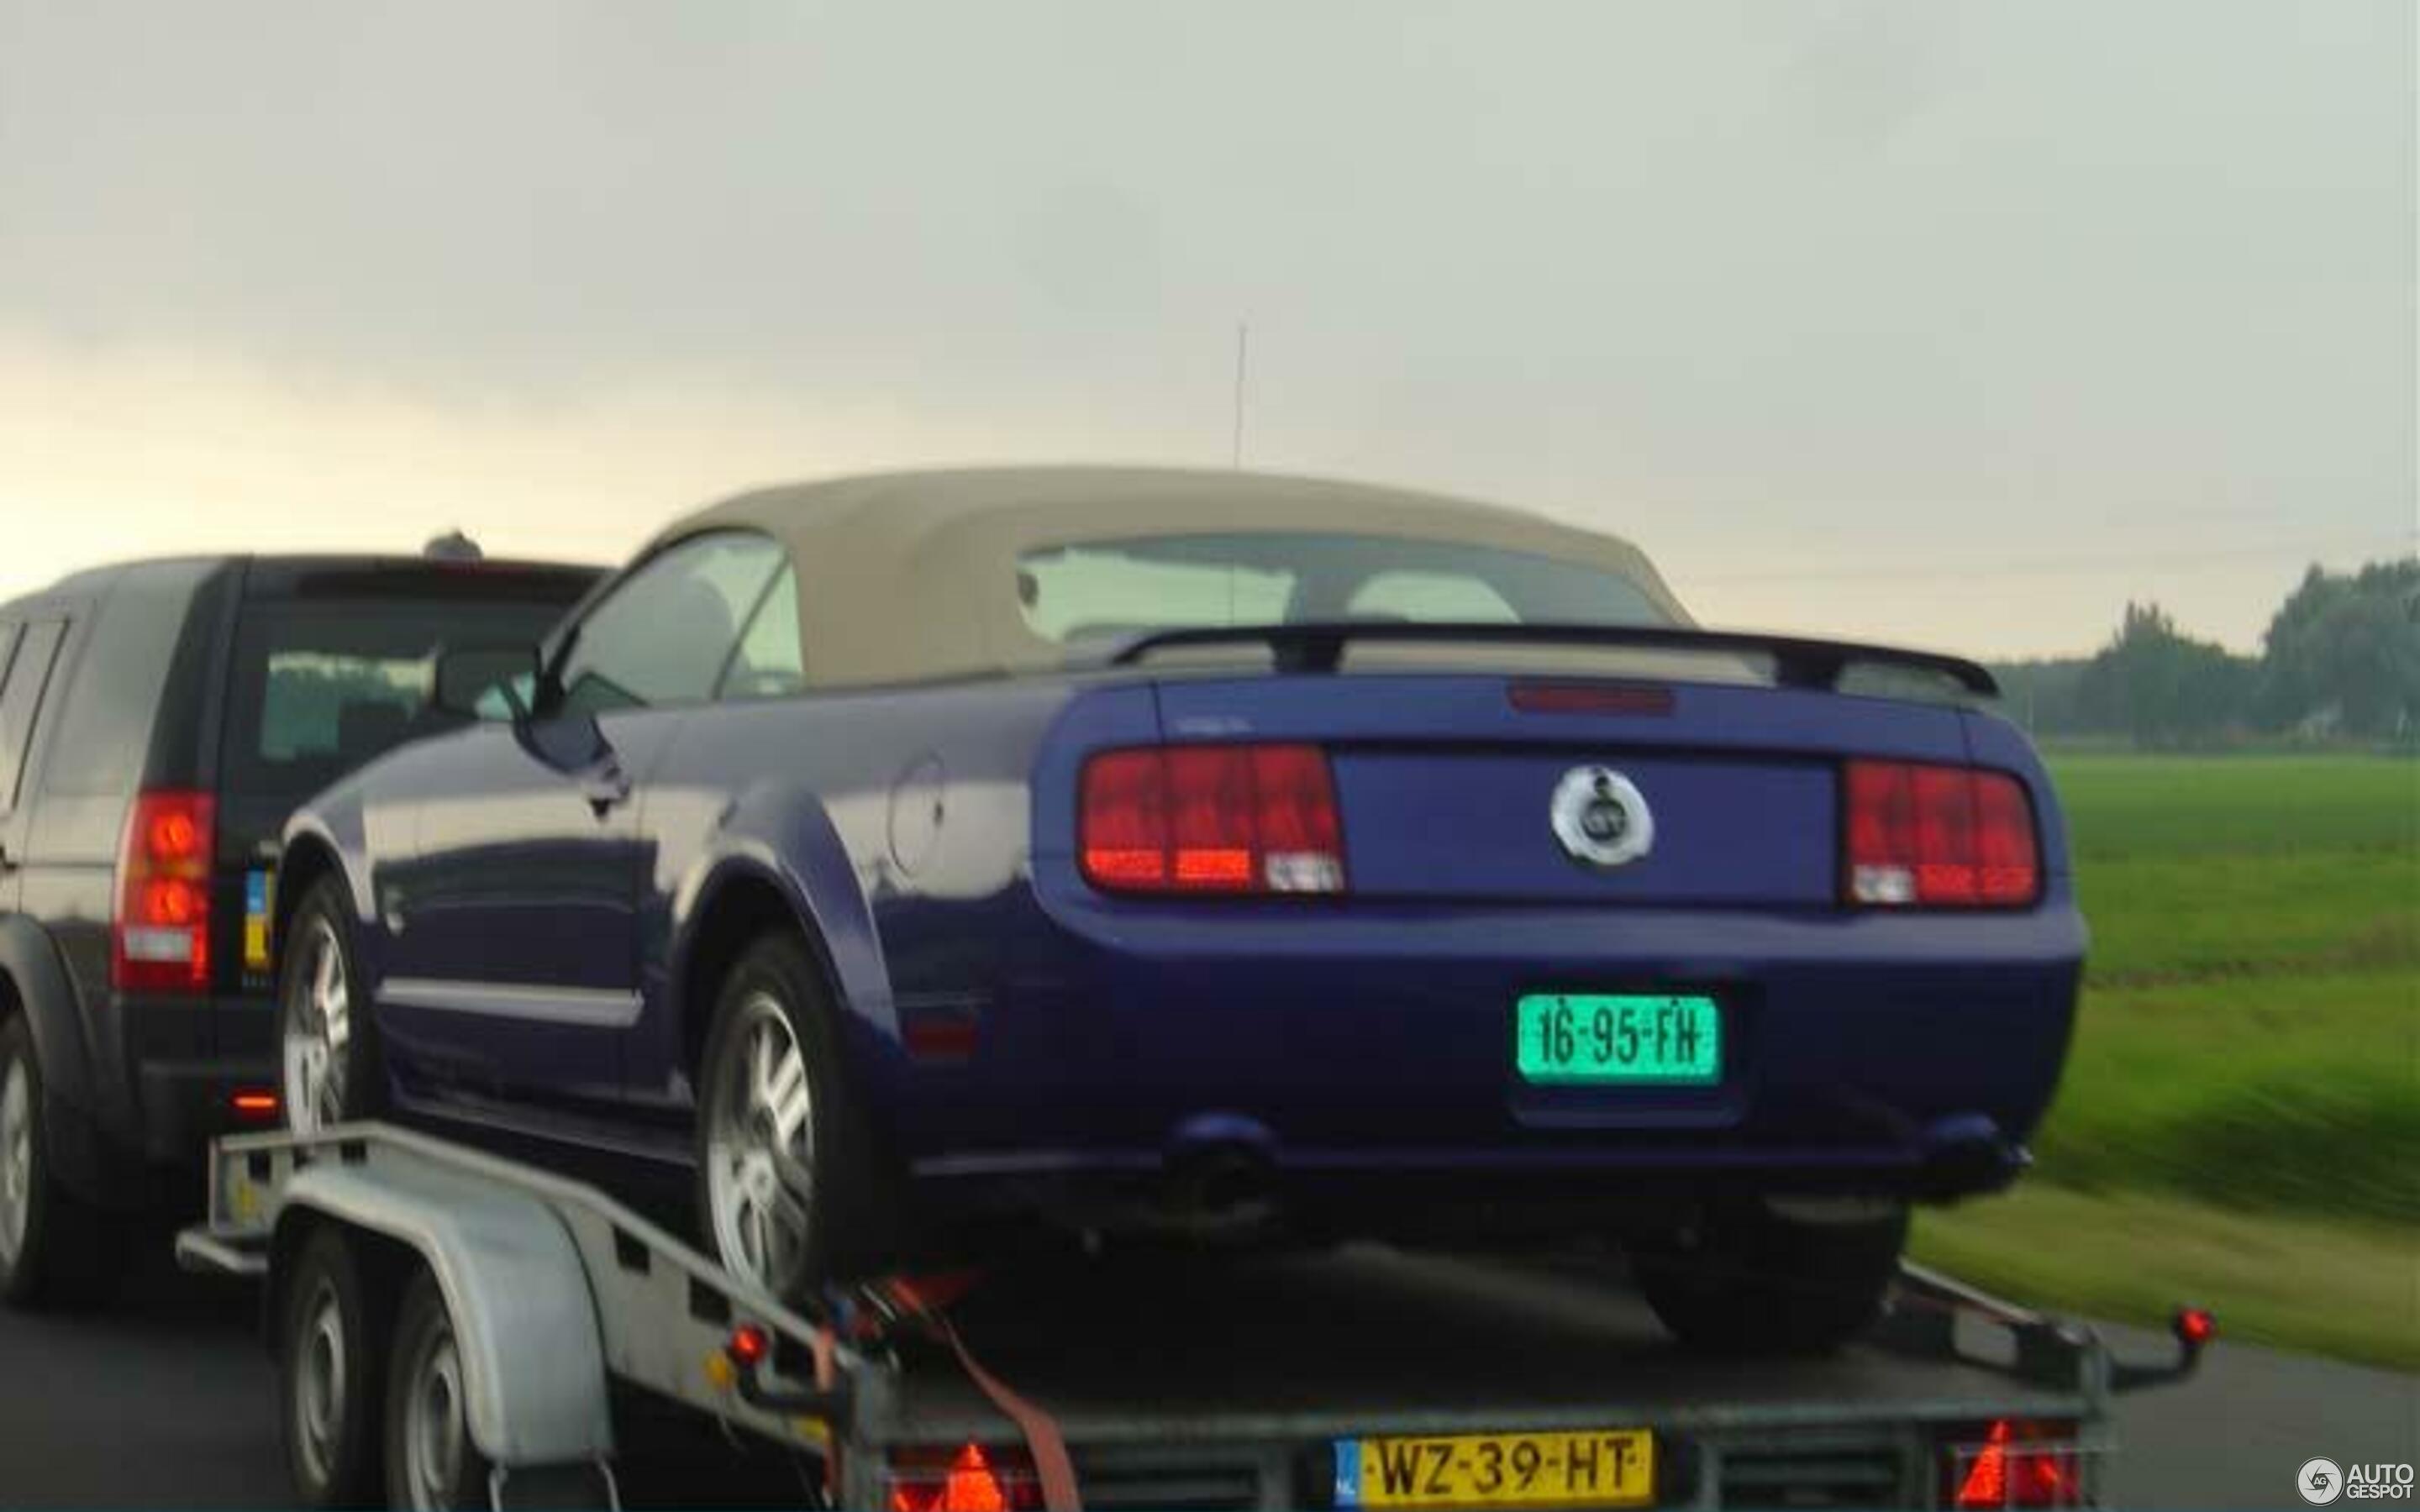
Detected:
[{"left": 1911, "top": 753, "right": 2419, "bottom": 1369}]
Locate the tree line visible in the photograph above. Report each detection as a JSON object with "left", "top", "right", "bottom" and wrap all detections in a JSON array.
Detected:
[{"left": 1988, "top": 558, "right": 2419, "bottom": 749}]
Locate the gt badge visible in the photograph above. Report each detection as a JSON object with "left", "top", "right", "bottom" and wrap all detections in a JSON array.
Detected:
[{"left": 1551, "top": 765, "right": 1654, "bottom": 869}]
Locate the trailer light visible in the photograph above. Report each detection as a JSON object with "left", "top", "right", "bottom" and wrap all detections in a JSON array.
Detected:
[
  {"left": 2175, "top": 1306, "right": 2216, "bottom": 1347},
  {"left": 229, "top": 1090, "right": 280, "bottom": 1120},
  {"left": 725, "top": 1323, "right": 770, "bottom": 1369},
  {"left": 886, "top": 1443, "right": 1041, "bottom": 1512},
  {"left": 1080, "top": 743, "right": 1345, "bottom": 896},
  {"left": 1948, "top": 1419, "right": 2083, "bottom": 1509}
]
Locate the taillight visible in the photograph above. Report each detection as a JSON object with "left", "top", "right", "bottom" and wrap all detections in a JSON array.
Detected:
[
  {"left": 113, "top": 790, "right": 217, "bottom": 993},
  {"left": 1946, "top": 1418, "right": 2085, "bottom": 1509},
  {"left": 1844, "top": 760, "right": 2039, "bottom": 907},
  {"left": 1080, "top": 744, "right": 1346, "bottom": 895},
  {"left": 886, "top": 1443, "right": 1043, "bottom": 1512}
]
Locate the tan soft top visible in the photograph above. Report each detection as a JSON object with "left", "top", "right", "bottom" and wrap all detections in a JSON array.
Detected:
[{"left": 654, "top": 465, "right": 1688, "bottom": 688}]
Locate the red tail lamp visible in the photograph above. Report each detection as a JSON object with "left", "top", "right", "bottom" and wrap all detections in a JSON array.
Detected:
[{"left": 886, "top": 1443, "right": 1042, "bottom": 1512}]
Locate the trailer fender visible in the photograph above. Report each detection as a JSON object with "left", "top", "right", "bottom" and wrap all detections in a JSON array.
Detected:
[{"left": 274, "top": 1158, "right": 616, "bottom": 1469}]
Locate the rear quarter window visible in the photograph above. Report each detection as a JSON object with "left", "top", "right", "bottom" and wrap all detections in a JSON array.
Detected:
[
  {"left": 41, "top": 561, "right": 213, "bottom": 798},
  {"left": 0, "top": 621, "right": 63, "bottom": 811}
]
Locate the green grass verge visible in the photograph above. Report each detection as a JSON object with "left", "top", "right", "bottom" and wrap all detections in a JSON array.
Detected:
[
  {"left": 1912, "top": 1185, "right": 2420, "bottom": 1373},
  {"left": 2038, "top": 971, "right": 2419, "bottom": 1225},
  {"left": 1959, "top": 753, "right": 2418, "bottom": 1362}
]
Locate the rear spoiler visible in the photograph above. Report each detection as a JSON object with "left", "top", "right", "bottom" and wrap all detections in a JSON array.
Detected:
[{"left": 1106, "top": 622, "right": 1999, "bottom": 697}]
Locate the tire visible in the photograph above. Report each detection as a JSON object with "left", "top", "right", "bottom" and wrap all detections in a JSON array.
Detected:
[
  {"left": 692, "top": 932, "right": 886, "bottom": 1305},
  {"left": 278, "top": 1226, "right": 388, "bottom": 1508},
  {"left": 278, "top": 879, "right": 384, "bottom": 1135},
  {"left": 0, "top": 1012, "right": 110, "bottom": 1310},
  {"left": 384, "top": 1269, "right": 494, "bottom": 1512},
  {"left": 1633, "top": 1198, "right": 1909, "bottom": 1357}
]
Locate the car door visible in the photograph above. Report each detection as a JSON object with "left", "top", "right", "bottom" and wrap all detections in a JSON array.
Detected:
[{"left": 374, "top": 532, "right": 786, "bottom": 1121}]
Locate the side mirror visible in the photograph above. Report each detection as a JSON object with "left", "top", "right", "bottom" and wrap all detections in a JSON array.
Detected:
[{"left": 434, "top": 645, "right": 539, "bottom": 722}]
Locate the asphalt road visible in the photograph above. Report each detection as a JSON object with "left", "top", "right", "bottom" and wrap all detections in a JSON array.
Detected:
[{"left": 0, "top": 1246, "right": 2411, "bottom": 1509}]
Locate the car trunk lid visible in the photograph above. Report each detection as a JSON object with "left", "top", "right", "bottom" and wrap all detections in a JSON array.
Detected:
[{"left": 1148, "top": 670, "right": 1975, "bottom": 906}]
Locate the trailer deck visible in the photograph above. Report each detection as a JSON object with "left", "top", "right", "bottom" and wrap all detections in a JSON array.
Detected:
[{"left": 177, "top": 1124, "right": 2202, "bottom": 1510}]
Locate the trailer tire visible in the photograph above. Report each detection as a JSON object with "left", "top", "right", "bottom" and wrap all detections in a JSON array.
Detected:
[
  {"left": 278, "top": 1226, "right": 388, "bottom": 1508},
  {"left": 386, "top": 1268, "right": 495, "bottom": 1512},
  {"left": 693, "top": 931, "right": 887, "bottom": 1305},
  {"left": 1633, "top": 1199, "right": 1908, "bottom": 1357}
]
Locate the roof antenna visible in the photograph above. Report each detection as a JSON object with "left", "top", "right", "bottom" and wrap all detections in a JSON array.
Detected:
[
  {"left": 1230, "top": 320, "right": 1248, "bottom": 469},
  {"left": 424, "top": 528, "right": 483, "bottom": 562}
]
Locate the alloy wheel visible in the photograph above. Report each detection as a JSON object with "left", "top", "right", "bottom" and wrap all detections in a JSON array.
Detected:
[
  {"left": 282, "top": 917, "right": 350, "bottom": 1134},
  {"left": 705, "top": 991, "right": 818, "bottom": 1299}
]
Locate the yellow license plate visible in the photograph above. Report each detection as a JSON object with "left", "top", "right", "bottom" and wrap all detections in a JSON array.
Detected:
[{"left": 1337, "top": 1429, "right": 1655, "bottom": 1509}]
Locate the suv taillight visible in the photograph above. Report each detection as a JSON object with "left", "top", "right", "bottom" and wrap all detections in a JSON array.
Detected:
[
  {"left": 1844, "top": 760, "right": 2039, "bottom": 907},
  {"left": 1080, "top": 743, "right": 1346, "bottom": 895},
  {"left": 113, "top": 790, "right": 216, "bottom": 992}
]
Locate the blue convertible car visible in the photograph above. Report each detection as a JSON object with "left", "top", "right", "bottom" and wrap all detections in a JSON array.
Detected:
[{"left": 273, "top": 466, "right": 2081, "bottom": 1352}]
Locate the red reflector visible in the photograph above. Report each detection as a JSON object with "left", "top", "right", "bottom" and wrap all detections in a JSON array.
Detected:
[
  {"left": 902, "top": 1014, "right": 981, "bottom": 1062},
  {"left": 886, "top": 1443, "right": 1042, "bottom": 1512},
  {"left": 1080, "top": 744, "right": 1345, "bottom": 895},
  {"left": 113, "top": 790, "right": 216, "bottom": 993},
  {"left": 1951, "top": 1420, "right": 2083, "bottom": 1509},
  {"left": 229, "top": 1090, "right": 280, "bottom": 1119},
  {"left": 726, "top": 1323, "right": 770, "bottom": 1368},
  {"left": 1844, "top": 761, "right": 2038, "bottom": 908}
]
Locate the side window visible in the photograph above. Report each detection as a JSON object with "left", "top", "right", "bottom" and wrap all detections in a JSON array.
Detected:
[
  {"left": 718, "top": 568, "right": 805, "bottom": 701},
  {"left": 0, "top": 621, "right": 66, "bottom": 812},
  {"left": 554, "top": 533, "right": 783, "bottom": 717}
]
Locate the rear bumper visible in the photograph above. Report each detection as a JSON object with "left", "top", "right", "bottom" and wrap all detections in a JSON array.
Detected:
[
  {"left": 904, "top": 1116, "right": 2030, "bottom": 1228},
  {"left": 866, "top": 893, "right": 2084, "bottom": 1212},
  {"left": 46, "top": 990, "right": 278, "bottom": 1208}
]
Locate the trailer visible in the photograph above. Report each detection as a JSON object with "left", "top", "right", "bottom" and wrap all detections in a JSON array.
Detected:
[{"left": 175, "top": 1124, "right": 2210, "bottom": 1511}]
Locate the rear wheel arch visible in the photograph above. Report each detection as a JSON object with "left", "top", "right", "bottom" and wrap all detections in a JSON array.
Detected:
[
  {"left": 0, "top": 918, "right": 93, "bottom": 1134},
  {"left": 274, "top": 835, "right": 348, "bottom": 960},
  {"left": 677, "top": 867, "right": 848, "bottom": 1079}
]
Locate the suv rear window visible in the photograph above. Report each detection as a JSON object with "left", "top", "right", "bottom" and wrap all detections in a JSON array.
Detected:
[{"left": 221, "top": 569, "right": 590, "bottom": 800}]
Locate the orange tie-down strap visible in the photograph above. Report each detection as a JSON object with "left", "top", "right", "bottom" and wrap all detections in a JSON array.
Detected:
[{"left": 878, "top": 1274, "right": 1083, "bottom": 1512}]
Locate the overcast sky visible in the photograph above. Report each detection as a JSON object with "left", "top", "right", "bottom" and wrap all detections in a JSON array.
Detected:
[{"left": 1, "top": 2, "right": 2411, "bottom": 656}]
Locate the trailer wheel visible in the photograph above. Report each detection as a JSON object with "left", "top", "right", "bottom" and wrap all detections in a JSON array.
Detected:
[
  {"left": 385, "top": 1268, "right": 495, "bottom": 1512},
  {"left": 278, "top": 1226, "right": 387, "bottom": 1508},
  {"left": 1633, "top": 1198, "right": 1909, "bottom": 1356}
]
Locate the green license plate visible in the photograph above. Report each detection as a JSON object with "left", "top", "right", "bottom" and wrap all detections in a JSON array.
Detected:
[{"left": 1515, "top": 994, "right": 1722, "bottom": 1085}]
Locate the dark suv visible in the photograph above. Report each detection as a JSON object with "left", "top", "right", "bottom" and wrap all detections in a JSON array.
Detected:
[{"left": 0, "top": 552, "right": 597, "bottom": 1305}]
